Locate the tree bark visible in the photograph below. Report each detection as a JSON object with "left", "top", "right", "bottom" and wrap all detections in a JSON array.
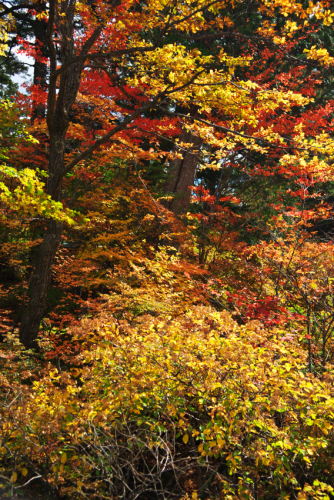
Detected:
[
  {"left": 19, "top": 0, "right": 82, "bottom": 346},
  {"left": 19, "top": 131, "right": 66, "bottom": 347},
  {"left": 19, "top": 0, "right": 119, "bottom": 347},
  {"left": 19, "top": 220, "right": 62, "bottom": 347},
  {"left": 163, "top": 115, "right": 202, "bottom": 215}
]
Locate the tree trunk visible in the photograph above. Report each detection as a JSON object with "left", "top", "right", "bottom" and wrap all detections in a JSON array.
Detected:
[
  {"left": 18, "top": 0, "right": 92, "bottom": 347},
  {"left": 18, "top": 0, "right": 159, "bottom": 347},
  {"left": 163, "top": 126, "right": 202, "bottom": 215},
  {"left": 19, "top": 132, "right": 66, "bottom": 347},
  {"left": 19, "top": 220, "right": 62, "bottom": 347}
]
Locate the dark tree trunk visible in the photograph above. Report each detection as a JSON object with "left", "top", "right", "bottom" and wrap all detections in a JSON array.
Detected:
[
  {"left": 19, "top": 0, "right": 108, "bottom": 347},
  {"left": 19, "top": 220, "right": 62, "bottom": 347},
  {"left": 163, "top": 107, "right": 202, "bottom": 215},
  {"left": 18, "top": 0, "right": 164, "bottom": 347},
  {"left": 19, "top": 131, "right": 66, "bottom": 347},
  {"left": 19, "top": 0, "right": 81, "bottom": 346},
  {"left": 164, "top": 128, "right": 202, "bottom": 215}
]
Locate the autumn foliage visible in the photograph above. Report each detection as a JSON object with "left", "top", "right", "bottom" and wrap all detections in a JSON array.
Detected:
[
  {"left": 2, "top": 0, "right": 334, "bottom": 498},
  {"left": 2, "top": 306, "right": 334, "bottom": 499}
]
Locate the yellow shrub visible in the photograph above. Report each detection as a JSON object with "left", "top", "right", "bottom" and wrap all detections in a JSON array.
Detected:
[{"left": 1, "top": 306, "right": 334, "bottom": 499}]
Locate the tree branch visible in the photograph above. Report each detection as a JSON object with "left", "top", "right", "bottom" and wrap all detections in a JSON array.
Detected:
[
  {"left": 49, "top": 0, "right": 224, "bottom": 79},
  {"left": 51, "top": 90, "right": 169, "bottom": 196},
  {"left": 158, "top": 107, "right": 309, "bottom": 151},
  {"left": 46, "top": 0, "right": 57, "bottom": 132}
]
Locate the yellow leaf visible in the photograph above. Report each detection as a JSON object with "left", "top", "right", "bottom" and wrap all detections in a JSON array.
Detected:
[
  {"left": 61, "top": 452, "right": 67, "bottom": 464},
  {"left": 12, "top": 472, "right": 17, "bottom": 483},
  {"left": 183, "top": 433, "right": 189, "bottom": 444},
  {"left": 297, "top": 492, "right": 307, "bottom": 500},
  {"left": 21, "top": 468, "right": 28, "bottom": 477},
  {"left": 217, "top": 437, "right": 225, "bottom": 447},
  {"left": 36, "top": 11, "right": 48, "bottom": 20},
  {"left": 198, "top": 443, "right": 203, "bottom": 452}
]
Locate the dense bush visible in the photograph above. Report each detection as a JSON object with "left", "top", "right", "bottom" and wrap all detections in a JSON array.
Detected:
[{"left": 1, "top": 305, "right": 334, "bottom": 499}]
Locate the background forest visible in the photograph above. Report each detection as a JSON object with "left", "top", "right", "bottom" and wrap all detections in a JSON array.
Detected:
[{"left": 2, "top": 0, "right": 334, "bottom": 498}]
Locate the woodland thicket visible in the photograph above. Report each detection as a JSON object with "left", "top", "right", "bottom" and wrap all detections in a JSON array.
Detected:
[{"left": 2, "top": 0, "right": 334, "bottom": 499}]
